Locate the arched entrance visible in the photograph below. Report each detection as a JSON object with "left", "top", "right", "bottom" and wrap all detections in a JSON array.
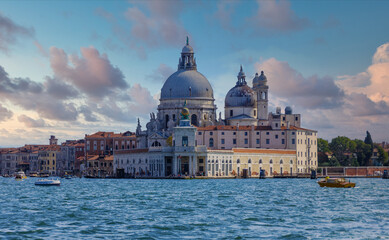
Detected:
[{"left": 191, "top": 114, "right": 198, "bottom": 126}]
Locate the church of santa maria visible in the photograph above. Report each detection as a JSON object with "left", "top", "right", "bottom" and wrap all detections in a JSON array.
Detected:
[{"left": 114, "top": 38, "right": 318, "bottom": 178}]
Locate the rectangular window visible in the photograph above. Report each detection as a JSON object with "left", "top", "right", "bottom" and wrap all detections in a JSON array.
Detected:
[
  {"left": 222, "top": 132, "right": 225, "bottom": 135},
  {"left": 295, "top": 117, "right": 298, "bottom": 121},
  {"left": 282, "top": 132, "right": 285, "bottom": 135},
  {"left": 256, "top": 139, "right": 260, "bottom": 144},
  {"left": 282, "top": 116, "right": 285, "bottom": 121},
  {"left": 233, "top": 139, "right": 237, "bottom": 144},
  {"left": 182, "top": 136, "right": 188, "bottom": 146},
  {"left": 275, "top": 135, "right": 278, "bottom": 139},
  {"left": 292, "top": 139, "right": 295, "bottom": 144},
  {"left": 256, "top": 132, "right": 259, "bottom": 135},
  {"left": 221, "top": 139, "right": 225, "bottom": 144},
  {"left": 244, "top": 138, "right": 248, "bottom": 144},
  {"left": 233, "top": 132, "right": 236, "bottom": 135},
  {"left": 198, "top": 132, "right": 202, "bottom": 135},
  {"left": 230, "top": 110, "right": 233, "bottom": 117},
  {"left": 266, "top": 132, "right": 269, "bottom": 135},
  {"left": 245, "top": 132, "right": 248, "bottom": 136},
  {"left": 266, "top": 139, "right": 270, "bottom": 144},
  {"left": 292, "top": 132, "right": 295, "bottom": 135},
  {"left": 275, "top": 123, "right": 278, "bottom": 127},
  {"left": 210, "top": 132, "right": 213, "bottom": 136},
  {"left": 254, "top": 110, "right": 256, "bottom": 116},
  {"left": 282, "top": 139, "right": 285, "bottom": 144}
]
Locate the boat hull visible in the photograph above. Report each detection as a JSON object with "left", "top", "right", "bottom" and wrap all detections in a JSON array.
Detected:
[
  {"left": 318, "top": 181, "right": 355, "bottom": 188},
  {"left": 35, "top": 180, "right": 61, "bottom": 186}
]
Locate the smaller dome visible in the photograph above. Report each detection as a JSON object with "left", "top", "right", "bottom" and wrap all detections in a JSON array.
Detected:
[
  {"left": 253, "top": 71, "right": 267, "bottom": 89},
  {"left": 225, "top": 84, "right": 255, "bottom": 107},
  {"left": 182, "top": 36, "right": 194, "bottom": 53},
  {"left": 285, "top": 106, "right": 293, "bottom": 114},
  {"left": 182, "top": 44, "right": 193, "bottom": 54}
]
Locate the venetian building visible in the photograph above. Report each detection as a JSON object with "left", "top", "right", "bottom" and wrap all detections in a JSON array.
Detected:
[
  {"left": 158, "top": 37, "right": 217, "bottom": 130},
  {"left": 224, "top": 66, "right": 257, "bottom": 126},
  {"left": 252, "top": 71, "right": 269, "bottom": 124}
]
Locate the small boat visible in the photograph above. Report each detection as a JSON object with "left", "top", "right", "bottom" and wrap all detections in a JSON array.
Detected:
[
  {"left": 29, "top": 172, "right": 38, "bottom": 177},
  {"left": 64, "top": 175, "right": 72, "bottom": 179},
  {"left": 15, "top": 171, "right": 27, "bottom": 180},
  {"left": 35, "top": 179, "right": 61, "bottom": 186},
  {"left": 318, "top": 177, "right": 355, "bottom": 188}
]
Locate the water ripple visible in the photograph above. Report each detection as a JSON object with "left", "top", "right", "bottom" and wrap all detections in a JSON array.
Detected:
[{"left": 0, "top": 178, "right": 388, "bottom": 239}]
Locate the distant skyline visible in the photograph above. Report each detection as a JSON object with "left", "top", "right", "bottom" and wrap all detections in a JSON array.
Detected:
[{"left": 0, "top": 0, "right": 389, "bottom": 147}]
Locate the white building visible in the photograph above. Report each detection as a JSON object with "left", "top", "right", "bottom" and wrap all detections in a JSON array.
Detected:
[{"left": 114, "top": 38, "right": 317, "bottom": 178}]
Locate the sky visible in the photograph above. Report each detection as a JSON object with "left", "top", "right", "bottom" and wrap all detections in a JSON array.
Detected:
[{"left": 0, "top": 0, "right": 389, "bottom": 147}]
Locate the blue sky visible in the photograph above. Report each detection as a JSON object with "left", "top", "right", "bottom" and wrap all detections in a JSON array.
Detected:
[{"left": 1, "top": 0, "right": 389, "bottom": 146}]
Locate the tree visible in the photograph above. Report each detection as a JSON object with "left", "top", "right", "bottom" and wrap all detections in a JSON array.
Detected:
[
  {"left": 329, "top": 136, "right": 356, "bottom": 166},
  {"left": 318, "top": 138, "right": 330, "bottom": 153},
  {"left": 353, "top": 139, "right": 372, "bottom": 166},
  {"left": 364, "top": 131, "right": 374, "bottom": 165},
  {"left": 376, "top": 145, "right": 389, "bottom": 166},
  {"left": 317, "top": 138, "right": 330, "bottom": 166}
]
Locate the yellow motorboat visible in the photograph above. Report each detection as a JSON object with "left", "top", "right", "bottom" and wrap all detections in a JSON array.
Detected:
[
  {"left": 15, "top": 171, "right": 27, "bottom": 180},
  {"left": 318, "top": 177, "right": 355, "bottom": 188}
]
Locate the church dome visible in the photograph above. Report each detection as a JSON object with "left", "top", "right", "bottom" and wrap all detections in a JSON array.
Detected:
[
  {"left": 161, "top": 70, "right": 213, "bottom": 99},
  {"left": 253, "top": 71, "right": 267, "bottom": 89},
  {"left": 225, "top": 66, "right": 255, "bottom": 107}
]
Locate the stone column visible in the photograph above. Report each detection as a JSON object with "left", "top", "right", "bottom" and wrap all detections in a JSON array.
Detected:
[
  {"left": 189, "top": 155, "right": 193, "bottom": 176},
  {"left": 173, "top": 155, "right": 177, "bottom": 175},
  {"left": 205, "top": 156, "right": 208, "bottom": 177}
]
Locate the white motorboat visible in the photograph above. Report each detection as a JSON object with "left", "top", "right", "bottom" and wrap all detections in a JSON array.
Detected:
[{"left": 35, "top": 179, "right": 61, "bottom": 186}]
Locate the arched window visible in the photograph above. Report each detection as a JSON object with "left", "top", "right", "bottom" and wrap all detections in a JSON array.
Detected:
[
  {"left": 191, "top": 114, "right": 198, "bottom": 126},
  {"left": 280, "top": 159, "right": 283, "bottom": 164},
  {"left": 152, "top": 141, "right": 161, "bottom": 147},
  {"left": 165, "top": 114, "right": 169, "bottom": 128},
  {"left": 209, "top": 138, "right": 214, "bottom": 147},
  {"left": 270, "top": 159, "right": 273, "bottom": 164},
  {"left": 237, "top": 159, "right": 240, "bottom": 164},
  {"left": 248, "top": 159, "right": 252, "bottom": 164},
  {"left": 259, "top": 159, "right": 262, "bottom": 164},
  {"left": 290, "top": 160, "right": 293, "bottom": 164}
]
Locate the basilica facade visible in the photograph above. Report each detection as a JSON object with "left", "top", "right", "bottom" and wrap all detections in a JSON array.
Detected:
[{"left": 114, "top": 38, "right": 318, "bottom": 178}]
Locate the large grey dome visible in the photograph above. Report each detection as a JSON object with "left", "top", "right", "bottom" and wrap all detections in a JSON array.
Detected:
[
  {"left": 161, "top": 70, "right": 214, "bottom": 100},
  {"left": 225, "top": 84, "right": 255, "bottom": 107}
]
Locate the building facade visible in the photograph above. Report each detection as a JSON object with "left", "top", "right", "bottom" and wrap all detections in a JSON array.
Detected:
[{"left": 118, "top": 39, "right": 318, "bottom": 177}]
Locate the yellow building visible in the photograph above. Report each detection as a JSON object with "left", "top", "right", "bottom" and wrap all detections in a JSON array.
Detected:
[{"left": 39, "top": 146, "right": 60, "bottom": 175}]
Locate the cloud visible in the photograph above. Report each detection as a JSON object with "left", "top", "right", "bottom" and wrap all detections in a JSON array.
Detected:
[
  {"left": 34, "top": 41, "right": 48, "bottom": 57},
  {"left": 49, "top": 46, "right": 128, "bottom": 99},
  {"left": 0, "top": 65, "right": 79, "bottom": 121},
  {"left": 79, "top": 105, "right": 98, "bottom": 122},
  {"left": 44, "top": 76, "right": 79, "bottom": 99},
  {"left": 18, "top": 114, "right": 46, "bottom": 128},
  {"left": 124, "top": 1, "right": 187, "bottom": 47},
  {"left": 337, "top": 42, "right": 389, "bottom": 104},
  {"left": 321, "top": 15, "right": 341, "bottom": 29},
  {"left": 345, "top": 93, "right": 389, "bottom": 117},
  {"left": 249, "top": 0, "right": 309, "bottom": 34},
  {"left": 147, "top": 64, "right": 174, "bottom": 83},
  {"left": 96, "top": 1, "right": 188, "bottom": 59},
  {"left": 213, "top": 1, "right": 237, "bottom": 32},
  {"left": 0, "top": 103, "right": 13, "bottom": 121},
  {"left": 254, "top": 58, "right": 344, "bottom": 109},
  {"left": 0, "top": 12, "right": 34, "bottom": 53},
  {"left": 92, "top": 83, "right": 158, "bottom": 122}
]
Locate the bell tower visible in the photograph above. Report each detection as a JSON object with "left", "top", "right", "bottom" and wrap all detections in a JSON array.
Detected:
[{"left": 252, "top": 71, "right": 269, "bottom": 120}]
